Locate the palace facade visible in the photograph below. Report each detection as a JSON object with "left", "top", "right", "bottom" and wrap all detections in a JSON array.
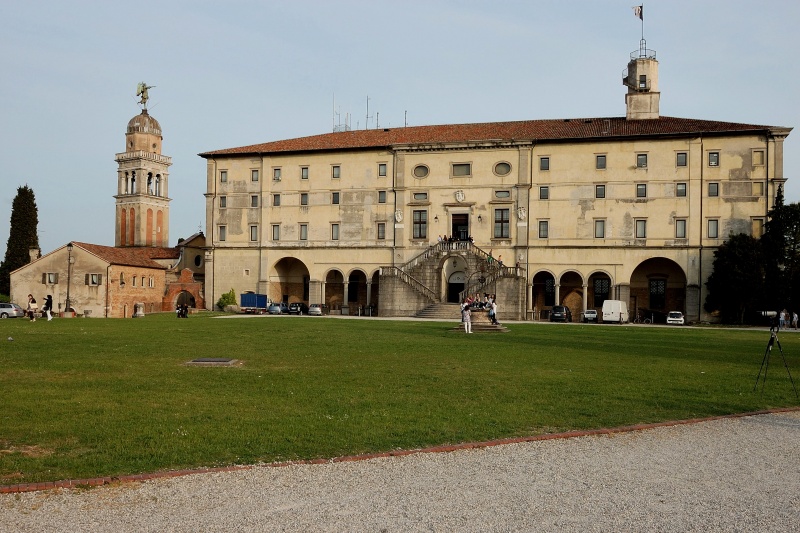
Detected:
[{"left": 200, "top": 45, "right": 791, "bottom": 322}]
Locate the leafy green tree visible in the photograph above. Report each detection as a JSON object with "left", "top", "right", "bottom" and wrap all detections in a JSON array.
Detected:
[
  {"left": 704, "top": 233, "right": 765, "bottom": 324},
  {"left": 0, "top": 186, "right": 40, "bottom": 296},
  {"left": 761, "top": 186, "right": 800, "bottom": 312}
]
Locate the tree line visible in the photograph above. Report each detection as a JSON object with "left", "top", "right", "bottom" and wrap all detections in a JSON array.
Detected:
[{"left": 705, "top": 186, "right": 800, "bottom": 324}]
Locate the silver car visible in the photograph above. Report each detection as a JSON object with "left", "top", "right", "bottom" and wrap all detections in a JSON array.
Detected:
[{"left": 0, "top": 302, "right": 26, "bottom": 318}]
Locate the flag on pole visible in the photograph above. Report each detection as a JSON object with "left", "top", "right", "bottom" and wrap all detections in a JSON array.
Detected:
[{"left": 633, "top": 5, "right": 643, "bottom": 20}]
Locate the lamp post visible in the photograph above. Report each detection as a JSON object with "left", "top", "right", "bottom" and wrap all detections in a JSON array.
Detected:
[{"left": 65, "top": 242, "right": 73, "bottom": 316}]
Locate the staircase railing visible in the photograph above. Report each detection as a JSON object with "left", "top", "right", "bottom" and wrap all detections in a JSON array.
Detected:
[
  {"left": 459, "top": 265, "right": 521, "bottom": 302},
  {"left": 381, "top": 266, "right": 437, "bottom": 302}
]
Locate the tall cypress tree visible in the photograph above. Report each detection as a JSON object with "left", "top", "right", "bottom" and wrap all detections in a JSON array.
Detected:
[{"left": 0, "top": 185, "right": 40, "bottom": 296}]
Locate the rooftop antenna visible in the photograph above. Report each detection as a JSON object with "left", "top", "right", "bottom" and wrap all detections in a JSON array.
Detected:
[
  {"left": 365, "top": 95, "right": 373, "bottom": 130},
  {"left": 404, "top": 110, "right": 408, "bottom": 127},
  {"left": 376, "top": 112, "right": 380, "bottom": 129}
]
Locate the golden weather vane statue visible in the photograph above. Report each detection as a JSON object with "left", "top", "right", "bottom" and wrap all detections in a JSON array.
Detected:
[{"left": 136, "top": 82, "right": 155, "bottom": 110}]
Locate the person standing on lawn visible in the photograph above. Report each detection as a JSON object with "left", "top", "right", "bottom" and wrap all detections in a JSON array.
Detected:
[
  {"left": 27, "top": 294, "right": 38, "bottom": 321},
  {"left": 42, "top": 295, "right": 53, "bottom": 321},
  {"left": 461, "top": 299, "right": 472, "bottom": 334}
]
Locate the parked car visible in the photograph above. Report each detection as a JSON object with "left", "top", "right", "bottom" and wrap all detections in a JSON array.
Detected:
[
  {"left": 0, "top": 302, "right": 26, "bottom": 318},
  {"left": 268, "top": 302, "right": 289, "bottom": 315},
  {"left": 582, "top": 309, "right": 598, "bottom": 323},
  {"left": 550, "top": 305, "right": 572, "bottom": 322},
  {"left": 308, "top": 303, "right": 324, "bottom": 316},
  {"left": 666, "top": 311, "right": 685, "bottom": 325},
  {"left": 288, "top": 302, "right": 309, "bottom": 315}
]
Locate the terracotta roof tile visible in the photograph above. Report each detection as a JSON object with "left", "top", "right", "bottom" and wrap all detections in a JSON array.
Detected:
[
  {"left": 73, "top": 242, "right": 178, "bottom": 269},
  {"left": 199, "top": 116, "right": 785, "bottom": 157}
]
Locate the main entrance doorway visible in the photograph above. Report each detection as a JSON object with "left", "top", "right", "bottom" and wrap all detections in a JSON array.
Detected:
[
  {"left": 447, "top": 271, "right": 466, "bottom": 303},
  {"left": 451, "top": 214, "right": 469, "bottom": 241}
]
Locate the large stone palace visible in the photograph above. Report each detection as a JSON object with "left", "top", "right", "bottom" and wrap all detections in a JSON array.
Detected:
[{"left": 199, "top": 42, "right": 790, "bottom": 322}]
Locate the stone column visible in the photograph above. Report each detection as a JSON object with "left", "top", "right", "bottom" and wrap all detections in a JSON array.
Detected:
[
  {"left": 555, "top": 283, "right": 561, "bottom": 306},
  {"left": 582, "top": 283, "right": 588, "bottom": 311},
  {"left": 342, "top": 281, "right": 349, "bottom": 315},
  {"left": 366, "top": 282, "right": 372, "bottom": 306}
]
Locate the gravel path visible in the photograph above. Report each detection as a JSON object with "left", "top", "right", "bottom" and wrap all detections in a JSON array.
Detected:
[{"left": 2, "top": 411, "right": 799, "bottom": 532}]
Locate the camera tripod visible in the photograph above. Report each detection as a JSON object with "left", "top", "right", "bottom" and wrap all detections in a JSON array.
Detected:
[{"left": 754, "top": 324, "right": 799, "bottom": 399}]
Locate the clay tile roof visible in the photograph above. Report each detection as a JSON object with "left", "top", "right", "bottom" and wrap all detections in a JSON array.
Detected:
[
  {"left": 73, "top": 242, "right": 178, "bottom": 269},
  {"left": 199, "top": 116, "right": 784, "bottom": 158}
]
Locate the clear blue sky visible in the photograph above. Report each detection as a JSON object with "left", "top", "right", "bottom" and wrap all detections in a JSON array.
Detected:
[{"left": 2, "top": 0, "right": 799, "bottom": 256}]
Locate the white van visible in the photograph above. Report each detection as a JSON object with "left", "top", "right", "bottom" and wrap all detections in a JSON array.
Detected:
[{"left": 602, "top": 300, "right": 629, "bottom": 323}]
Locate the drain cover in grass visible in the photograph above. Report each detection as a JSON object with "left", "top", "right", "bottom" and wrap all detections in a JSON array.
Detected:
[{"left": 186, "top": 358, "right": 240, "bottom": 366}]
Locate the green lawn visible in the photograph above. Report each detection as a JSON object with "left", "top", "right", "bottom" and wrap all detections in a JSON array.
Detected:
[{"left": 1, "top": 314, "right": 798, "bottom": 485}]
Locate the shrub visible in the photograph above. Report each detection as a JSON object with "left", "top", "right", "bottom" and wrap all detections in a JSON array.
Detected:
[{"left": 216, "top": 288, "right": 236, "bottom": 310}]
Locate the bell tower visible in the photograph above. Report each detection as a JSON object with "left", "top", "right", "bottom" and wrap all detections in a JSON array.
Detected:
[
  {"left": 623, "top": 40, "right": 660, "bottom": 120},
  {"left": 114, "top": 83, "right": 172, "bottom": 247}
]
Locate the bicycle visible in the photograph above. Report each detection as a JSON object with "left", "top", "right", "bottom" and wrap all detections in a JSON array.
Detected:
[{"left": 633, "top": 312, "right": 651, "bottom": 324}]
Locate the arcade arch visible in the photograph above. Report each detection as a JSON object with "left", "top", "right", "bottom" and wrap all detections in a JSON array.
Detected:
[{"left": 629, "top": 257, "right": 687, "bottom": 319}]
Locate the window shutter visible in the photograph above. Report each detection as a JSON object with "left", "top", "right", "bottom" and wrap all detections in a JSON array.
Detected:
[
  {"left": 97, "top": 274, "right": 103, "bottom": 285},
  {"left": 85, "top": 274, "right": 90, "bottom": 285},
  {"left": 42, "top": 273, "right": 47, "bottom": 284},
  {"left": 54, "top": 273, "right": 59, "bottom": 284}
]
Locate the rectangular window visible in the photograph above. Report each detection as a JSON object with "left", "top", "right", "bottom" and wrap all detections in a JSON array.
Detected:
[
  {"left": 595, "top": 184, "right": 606, "bottom": 199},
  {"left": 250, "top": 225, "right": 258, "bottom": 242},
  {"left": 752, "top": 218, "right": 765, "bottom": 238},
  {"left": 452, "top": 163, "right": 471, "bottom": 177},
  {"left": 753, "top": 150, "right": 765, "bottom": 166},
  {"left": 43, "top": 272, "right": 59, "bottom": 284},
  {"left": 635, "top": 219, "right": 647, "bottom": 239},
  {"left": 596, "top": 155, "right": 606, "bottom": 170},
  {"left": 708, "top": 152, "right": 720, "bottom": 167},
  {"left": 132, "top": 276, "right": 136, "bottom": 287},
  {"left": 412, "top": 210, "right": 427, "bottom": 239},
  {"left": 87, "top": 273, "right": 102, "bottom": 286},
  {"left": 301, "top": 166, "right": 309, "bottom": 180},
  {"left": 752, "top": 182, "right": 764, "bottom": 196},
  {"left": 675, "top": 219, "right": 687, "bottom": 239},
  {"left": 545, "top": 278, "right": 555, "bottom": 306},
  {"left": 251, "top": 195, "right": 259, "bottom": 207},
  {"left": 300, "top": 224, "right": 308, "bottom": 241},
  {"left": 708, "top": 219, "right": 719, "bottom": 239},
  {"left": 332, "top": 192, "right": 340, "bottom": 205},
  {"left": 378, "top": 163, "right": 387, "bottom": 177},
  {"left": 251, "top": 169, "right": 259, "bottom": 182},
  {"left": 708, "top": 182, "right": 719, "bottom": 197},
  {"left": 539, "top": 157, "right": 550, "bottom": 171},
  {"left": 218, "top": 225, "right": 227, "bottom": 241},
  {"left": 676, "top": 183, "right": 687, "bottom": 197},
  {"left": 594, "top": 219, "right": 605, "bottom": 238},
  {"left": 219, "top": 196, "right": 227, "bottom": 208},
  {"left": 149, "top": 276, "right": 154, "bottom": 288},
  {"left": 676, "top": 152, "right": 687, "bottom": 167},
  {"left": 271, "top": 194, "right": 279, "bottom": 207},
  {"left": 377, "top": 222, "right": 386, "bottom": 240},
  {"left": 220, "top": 170, "right": 228, "bottom": 183},
  {"left": 539, "top": 186, "right": 549, "bottom": 200},
  {"left": 494, "top": 208, "right": 510, "bottom": 238},
  {"left": 272, "top": 225, "right": 280, "bottom": 241},
  {"left": 300, "top": 193, "right": 309, "bottom": 206},
  {"left": 637, "top": 153, "right": 648, "bottom": 168},
  {"left": 378, "top": 190, "right": 387, "bottom": 203},
  {"left": 636, "top": 183, "right": 647, "bottom": 198},
  {"left": 273, "top": 168, "right": 281, "bottom": 181},
  {"left": 331, "top": 223, "right": 340, "bottom": 240},
  {"left": 538, "top": 220, "right": 549, "bottom": 239},
  {"left": 639, "top": 74, "right": 647, "bottom": 89},
  {"left": 594, "top": 278, "right": 610, "bottom": 307},
  {"left": 331, "top": 165, "right": 341, "bottom": 179},
  {"left": 649, "top": 279, "right": 666, "bottom": 309}
]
